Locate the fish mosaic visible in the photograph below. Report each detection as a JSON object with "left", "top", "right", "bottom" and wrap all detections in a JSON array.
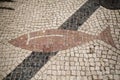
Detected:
[{"left": 9, "top": 27, "right": 116, "bottom": 52}]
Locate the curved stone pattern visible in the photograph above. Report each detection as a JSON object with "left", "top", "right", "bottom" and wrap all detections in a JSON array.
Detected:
[
  {"left": 0, "top": 0, "right": 120, "bottom": 80},
  {"left": 33, "top": 42, "right": 120, "bottom": 80}
]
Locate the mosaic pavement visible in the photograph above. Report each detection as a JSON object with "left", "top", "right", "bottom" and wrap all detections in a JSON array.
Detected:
[{"left": 0, "top": 0, "right": 120, "bottom": 80}]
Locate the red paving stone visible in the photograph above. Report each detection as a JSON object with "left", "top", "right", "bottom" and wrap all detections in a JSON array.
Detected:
[{"left": 9, "top": 27, "right": 116, "bottom": 52}]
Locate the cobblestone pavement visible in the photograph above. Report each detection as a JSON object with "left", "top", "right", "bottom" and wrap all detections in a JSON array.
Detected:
[{"left": 0, "top": 0, "right": 120, "bottom": 80}]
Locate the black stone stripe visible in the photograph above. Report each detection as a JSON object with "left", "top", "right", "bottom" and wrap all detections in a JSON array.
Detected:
[
  {"left": 99, "top": 0, "right": 120, "bottom": 10},
  {"left": 59, "top": 0, "right": 100, "bottom": 30},
  {"left": 3, "top": 0, "right": 100, "bottom": 80},
  {"left": 0, "top": 0, "right": 15, "bottom": 10},
  {"left": 3, "top": 52, "right": 57, "bottom": 80},
  {"left": 0, "top": 7, "right": 14, "bottom": 10},
  {"left": 0, "top": 0, "right": 15, "bottom": 2}
]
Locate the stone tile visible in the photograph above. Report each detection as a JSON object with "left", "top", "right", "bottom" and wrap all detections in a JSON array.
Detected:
[{"left": 0, "top": 0, "right": 120, "bottom": 80}]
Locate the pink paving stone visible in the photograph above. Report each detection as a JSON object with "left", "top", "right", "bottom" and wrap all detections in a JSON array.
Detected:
[{"left": 9, "top": 27, "right": 116, "bottom": 52}]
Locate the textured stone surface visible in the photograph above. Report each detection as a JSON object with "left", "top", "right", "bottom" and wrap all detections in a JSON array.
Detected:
[
  {"left": 3, "top": 52, "right": 57, "bottom": 80},
  {"left": 0, "top": 0, "right": 120, "bottom": 80},
  {"left": 9, "top": 27, "right": 116, "bottom": 52}
]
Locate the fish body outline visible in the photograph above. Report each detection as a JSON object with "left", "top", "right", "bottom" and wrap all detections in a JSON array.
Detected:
[{"left": 9, "top": 27, "right": 116, "bottom": 52}]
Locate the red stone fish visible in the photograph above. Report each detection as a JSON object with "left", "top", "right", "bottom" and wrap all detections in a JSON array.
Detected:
[{"left": 9, "top": 27, "right": 116, "bottom": 52}]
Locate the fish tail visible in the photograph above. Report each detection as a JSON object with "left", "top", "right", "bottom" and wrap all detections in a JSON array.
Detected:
[{"left": 97, "top": 27, "right": 116, "bottom": 48}]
